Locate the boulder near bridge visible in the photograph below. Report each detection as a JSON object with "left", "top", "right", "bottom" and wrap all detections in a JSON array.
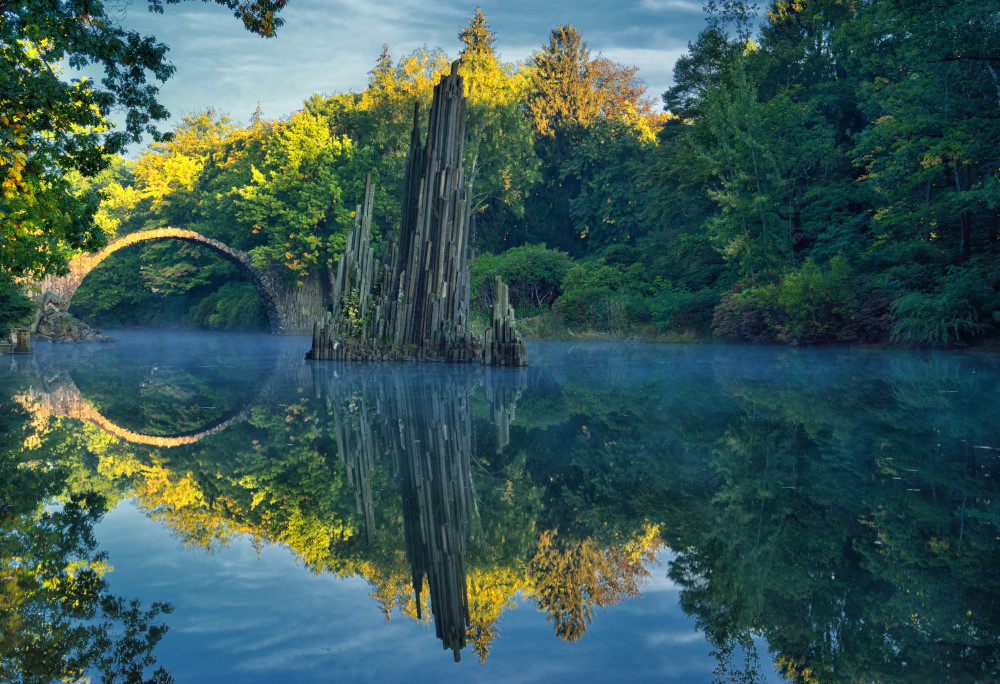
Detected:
[{"left": 38, "top": 228, "right": 326, "bottom": 334}]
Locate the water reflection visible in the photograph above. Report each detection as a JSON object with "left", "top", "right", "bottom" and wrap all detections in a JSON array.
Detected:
[
  {"left": 3, "top": 336, "right": 1000, "bottom": 681},
  {"left": 323, "top": 367, "right": 525, "bottom": 660},
  {"left": 24, "top": 336, "right": 289, "bottom": 441},
  {"left": 0, "top": 364, "right": 173, "bottom": 683}
]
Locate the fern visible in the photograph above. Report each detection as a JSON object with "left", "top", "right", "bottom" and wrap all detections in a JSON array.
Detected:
[{"left": 890, "top": 266, "right": 994, "bottom": 345}]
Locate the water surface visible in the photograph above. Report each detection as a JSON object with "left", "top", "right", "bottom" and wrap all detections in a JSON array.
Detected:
[{"left": 3, "top": 332, "right": 999, "bottom": 682}]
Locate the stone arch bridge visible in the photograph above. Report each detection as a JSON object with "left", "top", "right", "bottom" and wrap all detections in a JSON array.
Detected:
[{"left": 38, "top": 228, "right": 325, "bottom": 334}]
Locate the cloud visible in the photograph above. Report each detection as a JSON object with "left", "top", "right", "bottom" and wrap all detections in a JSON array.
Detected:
[
  {"left": 645, "top": 629, "right": 705, "bottom": 646},
  {"left": 640, "top": 0, "right": 705, "bottom": 12}
]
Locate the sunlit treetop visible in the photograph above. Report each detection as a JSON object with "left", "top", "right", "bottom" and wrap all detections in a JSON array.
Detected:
[{"left": 459, "top": 7, "right": 496, "bottom": 61}]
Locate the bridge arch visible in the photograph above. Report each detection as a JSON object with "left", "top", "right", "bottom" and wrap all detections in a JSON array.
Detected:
[
  {"left": 25, "top": 357, "right": 287, "bottom": 448},
  {"left": 39, "top": 228, "right": 289, "bottom": 333}
]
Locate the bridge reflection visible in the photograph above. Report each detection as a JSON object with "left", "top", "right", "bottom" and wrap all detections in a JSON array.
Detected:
[
  {"left": 16, "top": 346, "right": 294, "bottom": 447},
  {"left": 26, "top": 371, "right": 258, "bottom": 447}
]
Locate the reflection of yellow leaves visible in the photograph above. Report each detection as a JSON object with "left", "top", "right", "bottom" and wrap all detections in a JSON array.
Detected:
[
  {"left": 12, "top": 392, "right": 54, "bottom": 450},
  {"left": 776, "top": 655, "right": 821, "bottom": 684},
  {"left": 139, "top": 464, "right": 205, "bottom": 508},
  {"left": 466, "top": 565, "right": 528, "bottom": 663},
  {"left": 97, "top": 449, "right": 141, "bottom": 480}
]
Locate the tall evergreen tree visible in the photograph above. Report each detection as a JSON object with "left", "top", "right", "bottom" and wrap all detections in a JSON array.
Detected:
[
  {"left": 527, "top": 25, "right": 601, "bottom": 163},
  {"left": 524, "top": 26, "right": 602, "bottom": 253},
  {"left": 459, "top": 8, "right": 496, "bottom": 62},
  {"left": 458, "top": 10, "right": 540, "bottom": 251}
]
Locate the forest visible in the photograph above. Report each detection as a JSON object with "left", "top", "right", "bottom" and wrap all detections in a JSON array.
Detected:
[{"left": 7, "top": 1, "right": 1000, "bottom": 346}]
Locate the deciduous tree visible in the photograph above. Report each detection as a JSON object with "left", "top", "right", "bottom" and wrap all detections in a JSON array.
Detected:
[{"left": 0, "top": 0, "right": 289, "bottom": 324}]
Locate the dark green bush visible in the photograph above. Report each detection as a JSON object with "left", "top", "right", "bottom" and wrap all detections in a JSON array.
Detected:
[
  {"left": 551, "top": 263, "right": 650, "bottom": 333},
  {"left": 853, "top": 287, "right": 895, "bottom": 344},
  {"left": 0, "top": 284, "right": 35, "bottom": 336},
  {"left": 711, "top": 285, "right": 782, "bottom": 342},
  {"left": 777, "top": 256, "right": 856, "bottom": 343},
  {"left": 470, "top": 244, "right": 572, "bottom": 317},
  {"left": 552, "top": 264, "right": 620, "bottom": 329},
  {"left": 596, "top": 293, "right": 649, "bottom": 333},
  {"left": 712, "top": 257, "right": 857, "bottom": 344},
  {"left": 891, "top": 264, "right": 998, "bottom": 345},
  {"left": 648, "top": 287, "right": 720, "bottom": 334}
]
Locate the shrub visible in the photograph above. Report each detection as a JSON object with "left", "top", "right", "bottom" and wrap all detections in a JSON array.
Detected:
[
  {"left": 711, "top": 285, "right": 782, "bottom": 342},
  {"left": 777, "top": 256, "right": 856, "bottom": 343},
  {"left": 711, "top": 257, "right": 858, "bottom": 344},
  {"left": 891, "top": 265, "right": 997, "bottom": 345},
  {"left": 596, "top": 293, "right": 649, "bottom": 333},
  {"left": 0, "top": 283, "right": 35, "bottom": 336},
  {"left": 648, "top": 287, "right": 720, "bottom": 334},
  {"left": 516, "top": 310, "right": 567, "bottom": 339},
  {"left": 470, "top": 244, "right": 572, "bottom": 317},
  {"left": 552, "top": 264, "right": 623, "bottom": 330},
  {"left": 853, "top": 287, "right": 895, "bottom": 344}
]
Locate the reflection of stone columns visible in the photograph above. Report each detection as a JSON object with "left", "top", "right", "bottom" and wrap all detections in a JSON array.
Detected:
[
  {"left": 483, "top": 368, "right": 526, "bottom": 453},
  {"left": 334, "top": 390, "right": 379, "bottom": 544},
  {"left": 395, "top": 379, "right": 474, "bottom": 661},
  {"left": 318, "top": 366, "right": 525, "bottom": 661}
]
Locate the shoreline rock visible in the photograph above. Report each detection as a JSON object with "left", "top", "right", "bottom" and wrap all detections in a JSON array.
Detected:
[{"left": 31, "top": 292, "right": 115, "bottom": 344}]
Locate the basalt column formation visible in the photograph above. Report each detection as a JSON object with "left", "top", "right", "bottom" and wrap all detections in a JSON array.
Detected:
[{"left": 306, "top": 61, "right": 526, "bottom": 366}]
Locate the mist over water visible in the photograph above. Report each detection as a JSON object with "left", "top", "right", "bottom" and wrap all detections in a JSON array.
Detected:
[{"left": 4, "top": 332, "right": 1000, "bottom": 682}]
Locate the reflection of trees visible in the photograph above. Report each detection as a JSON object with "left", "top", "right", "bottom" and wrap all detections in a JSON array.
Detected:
[
  {"left": 530, "top": 526, "right": 659, "bottom": 643},
  {"left": 64, "top": 356, "right": 665, "bottom": 663},
  {"left": 0, "top": 371, "right": 173, "bottom": 684},
  {"left": 324, "top": 366, "right": 525, "bottom": 661},
  {"left": 665, "top": 352, "right": 1000, "bottom": 683},
  {"left": 15, "top": 342, "right": 997, "bottom": 677}
]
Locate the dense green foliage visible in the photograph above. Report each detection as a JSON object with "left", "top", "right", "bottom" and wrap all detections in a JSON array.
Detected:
[
  {"left": 0, "top": 281, "right": 35, "bottom": 336},
  {"left": 644, "top": 0, "right": 1000, "bottom": 344},
  {"left": 0, "top": 0, "right": 288, "bottom": 325},
  {"left": 18, "top": 3, "right": 1000, "bottom": 344}
]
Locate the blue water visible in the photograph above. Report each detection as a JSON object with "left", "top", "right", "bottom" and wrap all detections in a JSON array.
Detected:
[{"left": 6, "top": 332, "right": 999, "bottom": 682}]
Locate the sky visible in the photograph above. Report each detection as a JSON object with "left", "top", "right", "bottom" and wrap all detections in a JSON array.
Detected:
[{"left": 99, "top": 0, "right": 710, "bottom": 139}]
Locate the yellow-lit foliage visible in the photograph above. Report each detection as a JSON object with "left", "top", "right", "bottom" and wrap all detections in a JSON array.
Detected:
[
  {"left": 465, "top": 565, "right": 529, "bottom": 663},
  {"left": 529, "top": 524, "right": 663, "bottom": 642}
]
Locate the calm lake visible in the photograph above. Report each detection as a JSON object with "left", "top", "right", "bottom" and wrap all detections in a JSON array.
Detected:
[{"left": 3, "top": 332, "right": 999, "bottom": 682}]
